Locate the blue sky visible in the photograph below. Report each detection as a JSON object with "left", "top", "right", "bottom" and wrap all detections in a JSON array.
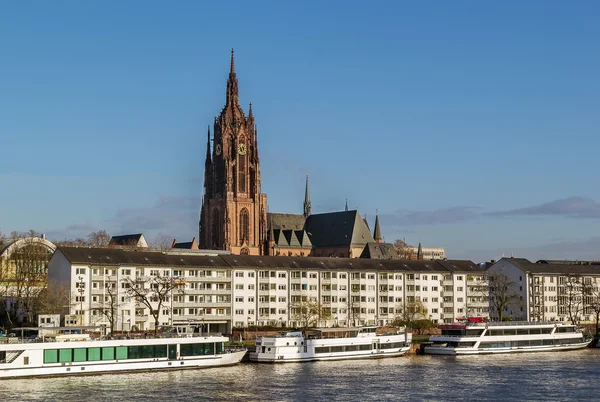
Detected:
[{"left": 1, "top": 1, "right": 599, "bottom": 262}]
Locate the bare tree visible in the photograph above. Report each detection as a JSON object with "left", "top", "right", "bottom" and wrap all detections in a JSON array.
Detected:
[
  {"left": 561, "top": 274, "right": 586, "bottom": 325},
  {"left": 122, "top": 272, "right": 183, "bottom": 334},
  {"left": 0, "top": 256, "right": 10, "bottom": 326},
  {"left": 36, "top": 280, "right": 72, "bottom": 316},
  {"left": 91, "top": 283, "right": 120, "bottom": 334},
  {"left": 52, "top": 237, "right": 89, "bottom": 247},
  {"left": 7, "top": 236, "right": 52, "bottom": 325},
  {"left": 393, "top": 239, "right": 414, "bottom": 260},
  {"left": 487, "top": 271, "right": 521, "bottom": 321},
  {"left": 587, "top": 282, "right": 600, "bottom": 335},
  {"left": 393, "top": 300, "right": 428, "bottom": 326},
  {"left": 149, "top": 234, "right": 173, "bottom": 251},
  {"left": 290, "top": 297, "right": 331, "bottom": 334},
  {"left": 344, "top": 296, "right": 362, "bottom": 327},
  {"left": 87, "top": 230, "right": 111, "bottom": 247}
]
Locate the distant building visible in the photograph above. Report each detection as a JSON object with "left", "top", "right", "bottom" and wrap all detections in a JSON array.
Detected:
[
  {"left": 0, "top": 235, "right": 56, "bottom": 323},
  {"left": 488, "top": 257, "right": 600, "bottom": 322},
  {"left": 407, "top": 244, "right": 447, "bottom": 260},
  {"left": 197, "top": 51, "right": 428, "bottom": 259},
  {"left": 172, "top": 237, "right": 199, "bottom": 250},
  {"left": 108, "top": 234, "right": 148, "bottom": 248}
]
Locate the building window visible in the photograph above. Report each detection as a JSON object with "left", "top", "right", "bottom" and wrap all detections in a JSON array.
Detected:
[
  {"left": 212, "top": 208, "right": 220, "bottom": 248},
  {"left": 238, "top": 139, "right": 247, "bottom": 193},
  {"left": 239, "top": 208, "right": 250, "bottom": 243}
]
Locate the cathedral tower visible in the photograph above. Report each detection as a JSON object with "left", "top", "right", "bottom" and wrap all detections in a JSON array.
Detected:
[{"left": 199, "top": 49, "right": 267, "bottom": 255}]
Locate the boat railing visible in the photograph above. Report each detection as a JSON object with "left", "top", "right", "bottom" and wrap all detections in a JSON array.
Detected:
[
  {"left": 466, "top": 321, "right": 564, "bottom": 327},
  {"left": 435, "top": 335, "right": 481, "bottom": 339},
  {"left": 0, "top": 332, "right": 226, "bottom": 344}
]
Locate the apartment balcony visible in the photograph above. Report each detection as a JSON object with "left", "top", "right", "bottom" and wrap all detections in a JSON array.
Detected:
[
  {"left": 191, "top": 289, "right": 232, "bottom": 295},
  {"left": 134, "top": 315, "right": 149, "bottom": 322},
  {"left": 194, "top": 302, "right": 232, "bottom": 307},
  {"left": 321, "top": 278, "right": 331, "bottom": 284}
]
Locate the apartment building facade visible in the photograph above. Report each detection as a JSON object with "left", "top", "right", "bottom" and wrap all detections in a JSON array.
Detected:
[
  {"left": 48, "top": 247, "right": 488, "bottom": 334},
  {"left": 488, "top": 258, "right": 600, "bottom": 322}
]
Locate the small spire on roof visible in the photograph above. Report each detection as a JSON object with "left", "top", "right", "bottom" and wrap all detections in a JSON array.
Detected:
[
  {"left": 303, "top": 174, "right": 311, "bottom": 218},
  {"left": 374, "top": 210, "right": 382, "bottom": 243}
]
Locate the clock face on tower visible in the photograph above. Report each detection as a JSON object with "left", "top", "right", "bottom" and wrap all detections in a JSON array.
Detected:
[
  {"left": 238, "top": 143, "right": 247, "bottom": 155},
  {"left": 215, "top": 143, "right": 222, "bottom": 156}
]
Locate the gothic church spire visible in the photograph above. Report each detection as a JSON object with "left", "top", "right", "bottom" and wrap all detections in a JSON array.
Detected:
[
  {"left": 373, "top": 210, "right": 382, "bottom": 243},
  {"left": 226, "top": 48, "right": 239, "bottom": 106},
  {"left": 303, "top": 174, "right": 311, "bottom": 218},
  {"left": 205, "top": 125, "right": 211, "bottom": 165}
]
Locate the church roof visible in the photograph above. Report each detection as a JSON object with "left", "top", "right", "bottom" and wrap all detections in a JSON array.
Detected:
[
  {"left": 304, "top": 210, "right": 374, "bottom": 248},
  {"left": 360, "top": 242, "right": 400, "bottom": 259},
  {"left": 272, "top": 229, "right": 312, "bottom": 249},
  {"left": 108, "top": 234, "right": 147, "bottom": 248},
  {"left": 267, "top": 213, "right": 305, "bottom": 231}
]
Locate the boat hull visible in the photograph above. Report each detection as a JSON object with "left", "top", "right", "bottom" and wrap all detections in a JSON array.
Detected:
[
  {"left": 0, "top": 350, "right": 246, "bottom": 379},
  {"left": 423, "top": 341, "right": 591, "bottom": 356},
  {"left": 249, "top": 346, "right": 410, "bottom": 363}
]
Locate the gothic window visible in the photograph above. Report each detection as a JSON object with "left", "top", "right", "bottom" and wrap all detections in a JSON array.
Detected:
[
  {"left": 212, "top": 209, "right": 220, "bottom": 248},
  {"left": 239, "top": 208, "right": 249, "bottom": 244},
  {"left": 240, "top": 247, "right": 249, "bottom": 255},
  {"left": 238, "top": 136, "right": 246, "bottom": 193}
]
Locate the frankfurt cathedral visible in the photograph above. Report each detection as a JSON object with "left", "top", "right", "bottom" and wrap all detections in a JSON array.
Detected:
[{"left": 199, "top": 50, "right": 396, "bottom": 259}]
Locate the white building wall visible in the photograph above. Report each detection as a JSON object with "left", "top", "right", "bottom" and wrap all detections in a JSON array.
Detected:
[{"left": 49, "top": 251, "right": 487, "bottom": 331}]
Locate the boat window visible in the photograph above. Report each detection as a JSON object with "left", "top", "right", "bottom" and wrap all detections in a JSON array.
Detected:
[
  {"left": 116, "top": 346, "right": 128, "bottom": 360},
  {"left": 102, "top": 347, "right": 115, "bottom": 361},
  {"left": 73, "top": 348, "right": 87, "bottom": 362},
  {"left": 59, "top": 349, "right": 73, "bottom": 363},
  {"left": 87, "top": 348, "right": 101, "bottom": 361}
]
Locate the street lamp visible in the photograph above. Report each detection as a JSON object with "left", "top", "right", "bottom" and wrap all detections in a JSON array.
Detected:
[{"left": 77, "top": 276, "right": 85, "bottom": 326}]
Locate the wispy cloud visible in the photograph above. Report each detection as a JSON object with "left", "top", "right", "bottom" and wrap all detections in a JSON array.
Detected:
[
  {"left": 381, "top": 206, "right": 481, "bottom": 227},
  {"left": 109, "top": 195, "right": 201, "bottom": 241},
  {"left": 43, "top": 195, "right": 201, "bottom": 243},
  {"left": 44, "top": 223, "right": 100, "bottom": 241},
  {"left": 455, "top": 236, "right": 600, "bottom": 263},
  {"left": 487, "top": 196, "right": 600, "bottom": 219}
]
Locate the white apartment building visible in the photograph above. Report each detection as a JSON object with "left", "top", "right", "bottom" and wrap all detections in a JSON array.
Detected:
[
  {"left": 488, "top": 258, "right": 600, "bottom": 323},
  {"left": 48, "top": 247, "right": 489, "bottom": 334},
  {"left": 407, "top": 246, "right": 447, "bottom": 260}
]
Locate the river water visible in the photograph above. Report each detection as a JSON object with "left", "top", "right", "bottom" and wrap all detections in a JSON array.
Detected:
[{"left": 2, "top": 349, "right": 599, "bottom": 401}]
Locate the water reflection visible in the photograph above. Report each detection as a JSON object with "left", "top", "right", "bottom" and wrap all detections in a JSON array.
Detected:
[{"left": 2, "top": 350, "right": 599, "bottom": 401}]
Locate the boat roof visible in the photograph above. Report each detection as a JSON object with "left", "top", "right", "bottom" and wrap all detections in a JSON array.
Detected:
[
  {"left": 10, "top": 326, "right": 103, "bottom": 331},
  {"left": 441, "top": 321, "right": 576, "bottom": 328},
  {"left": 308, "top": 327, "right": 375, "bottom": 332}
]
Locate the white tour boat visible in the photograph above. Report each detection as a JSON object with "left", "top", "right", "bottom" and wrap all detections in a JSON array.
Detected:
[
  {"left": 249, "top": 326, "right": 412, "bottom": 363},
  {"left": 0, "top": 326, "right": 246, "bottom": 379},
  {"left": 422, "top": 319, "right": 591, "bottom": 355}
]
